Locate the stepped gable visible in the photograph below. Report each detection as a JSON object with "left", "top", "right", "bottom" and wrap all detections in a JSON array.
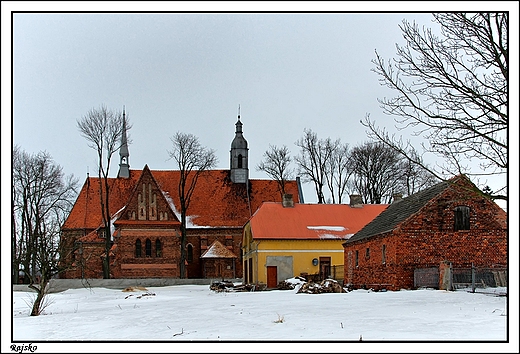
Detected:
[{"left": 151, "top": 169, "right": 300, "bottom": 228}]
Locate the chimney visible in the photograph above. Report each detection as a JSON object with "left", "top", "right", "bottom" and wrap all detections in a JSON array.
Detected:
[
  {"left": 392, "top": 193, "right": 403, "bottom": 203},
  {"left": 282, "top": 194, "right": 294, "bottom": 208},
  {"left": 349, "top": 194, "right": 363, "bottom": 208}
]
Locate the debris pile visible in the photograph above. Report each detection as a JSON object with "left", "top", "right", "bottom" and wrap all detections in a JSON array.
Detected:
[
  {"left": 209, "top": 280, "right": 256, "bottom": 292},
  {"left": 124, "top": 291, "right": 156, "bottom": 299},
  {"left": 277, "top": 276, "right": 306, "bottom": 290},
  {"left": 297, "top": 278, "right": 346, "bottom": 294}
]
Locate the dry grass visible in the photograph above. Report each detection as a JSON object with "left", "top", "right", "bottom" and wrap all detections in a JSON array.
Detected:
[{"left": 122, "top": 286, "right": 148, "bottom": 292}]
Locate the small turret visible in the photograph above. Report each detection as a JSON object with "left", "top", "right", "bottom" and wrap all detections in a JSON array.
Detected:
[{"left": 230, "top": 105, "right": 249, "bottom": 183}]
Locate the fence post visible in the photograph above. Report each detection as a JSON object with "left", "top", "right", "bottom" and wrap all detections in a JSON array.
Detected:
[
  {"left": 471, "top": 262, "right": 476, "bottom": 293},
  {"left": 449, "top": 262, "right": 453, "bottom": 291}
]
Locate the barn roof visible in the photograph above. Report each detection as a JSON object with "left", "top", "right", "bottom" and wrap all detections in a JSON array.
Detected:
[
  {"left": 345, "top": 174, "right": 506, "bottom": 244},
  {"left": 248, "top": 202, "right": 387, "bottom": 240},
  {"left": 62, "top": 167, "right": 300, "bottom": 231},
  {"left": 345, "top": 180, "right": 451, "bottom": 243}
]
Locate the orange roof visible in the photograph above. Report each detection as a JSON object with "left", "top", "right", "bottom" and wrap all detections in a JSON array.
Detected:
[
  {"left": 201, "top": 240, "right": 237, "bottom": 259},
  {"left": 62, "top": 168, "right": 300, "bottom": 231},
  {"left": 249, "top": 203, "right": 388, "bottom": 240}
]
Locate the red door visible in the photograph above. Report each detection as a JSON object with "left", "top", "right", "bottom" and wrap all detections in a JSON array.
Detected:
[{"left": 267, "top": 266, "right": 277, "bottom": 288}]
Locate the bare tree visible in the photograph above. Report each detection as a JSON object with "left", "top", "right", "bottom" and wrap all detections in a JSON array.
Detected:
[
  {"left": 77, "top": 105, "right": 130, "bottom": 278},
  {"left": 12, "top": 147, "right": 78, "bottom": 315},
  {"left": 324, "top": 141, "right": 352, "bottom": 204},
  {"left": 363, "top": 13, "right": 507, "bottom": 200},
  {"left": 349, "top": 142, "right": 403, "bottom": 204},
  {"left": 397, "top": 148, "right": 438, "bottom": 196},
  {"left": 168, "top": 132, "right": 217, "bottom": 279},
  {"left": 294, "top": 129, "right": 335, "bottom": 204},
  {"left": 256, "top": 144, "right": 294, "bottom": 198}
]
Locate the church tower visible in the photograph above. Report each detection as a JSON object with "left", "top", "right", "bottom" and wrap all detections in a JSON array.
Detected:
[
  {"left": 230, "top": 106, "right": 249, "bottom": 183},
  {"left": 118, "top": 107, "right": 130, "bottom": 178}
]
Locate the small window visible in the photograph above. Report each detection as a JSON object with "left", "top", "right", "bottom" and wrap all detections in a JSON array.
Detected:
[
  {"left": 454, "top": 206, "right": 470, "bottom": 231},
  {"left": 382, "top": 244, "right": 386, "bottom": 264},
  {"left": 187, "top": 244, "right": 193, "bottom": 263},
  {"left": 365, "top": 247, "right": 370, "bottom": 259},
  {"left": 355, "top": 250, "right": 359, "bottom": 267},
  {"left": 237, "top": 154, "right": 243, "bottom": 168},
  {"left": 225, "top": 236, "right": 233, "bottom": 247},
  {"left": 145, "top": 239, "right": 152, "bottom": 257},
  {"left": 156, "top": 239, "right": 162, "bottom": 258},
  {"left": 135, "top": 239, "right": 142, "bottom": 258}
]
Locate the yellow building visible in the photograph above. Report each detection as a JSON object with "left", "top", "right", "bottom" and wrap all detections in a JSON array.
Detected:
[{"left": 242, "top": 195, "right": 387, "bottom": 288}]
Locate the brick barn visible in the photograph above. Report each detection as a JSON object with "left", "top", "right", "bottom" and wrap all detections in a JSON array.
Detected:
[
  {"left": 60, "top": 113, "right": 301, "bottom": 279},
  {"left": 343, "top": 175, "right": 507, "bottom": 291}
]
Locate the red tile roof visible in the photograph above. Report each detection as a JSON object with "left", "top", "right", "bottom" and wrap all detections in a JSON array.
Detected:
[
  {"left": 249, "top": 203, "right": 388, "bottom": 240},
  {"left": 62, "top": 168, "right": 300, "bottom": 231}
]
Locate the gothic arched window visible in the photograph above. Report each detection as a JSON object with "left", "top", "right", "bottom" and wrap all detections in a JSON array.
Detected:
[
  {"left": 145, "top": 239, "right": 152, "bottom": 257},
  {"left": 135, "top": 239, "right": 142, "bottom": 258},
  {"left": 187, "top": 244, "right": 193, "bottom": 263},
  {"left": 156, "top": 239, "right": 162, "bottom": 258}
]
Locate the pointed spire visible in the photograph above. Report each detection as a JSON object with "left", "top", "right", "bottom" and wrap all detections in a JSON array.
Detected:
[
  {"left": 121, "top": 106, "right": 128, "bottom": 146},
  {"left": 118, "top": 106, "right": 130, "bottom": 178},
  {"left": 235, "top": 104, "right": 243, "bottom": 134}
]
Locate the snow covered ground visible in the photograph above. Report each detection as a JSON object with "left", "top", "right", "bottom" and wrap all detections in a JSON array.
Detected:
[{"left": 8, "top": 283, "right": 515, "bottom": 353}]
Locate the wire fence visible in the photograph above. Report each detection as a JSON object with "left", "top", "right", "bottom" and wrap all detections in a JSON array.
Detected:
[{"left": 452, "top": 265, "right": 507, "bottom": 291}]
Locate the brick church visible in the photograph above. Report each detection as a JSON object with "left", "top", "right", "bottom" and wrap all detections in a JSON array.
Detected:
[{"left": 60, "top": 112, "right": 301, "bottom": 279}]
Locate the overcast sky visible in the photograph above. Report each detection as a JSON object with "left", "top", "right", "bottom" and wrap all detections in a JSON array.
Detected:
[{"left": 4, "top": 3, "right": 517, "bottom": 207}]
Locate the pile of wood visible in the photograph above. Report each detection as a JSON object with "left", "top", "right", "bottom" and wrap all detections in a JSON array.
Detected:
[
  {"left": 209, "top": 281, "right": 256, "bottom": 292},
  {"left": 209, "top": 280, "right": 235, "bottom": 292},
  {"left": 277, "top": 276, "right": 307, "bottom": 290},
  {"left": 297, "top": 279, "right": 346, "bottom": 294}
]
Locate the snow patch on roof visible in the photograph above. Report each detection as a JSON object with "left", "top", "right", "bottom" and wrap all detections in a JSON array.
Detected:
[
  {"left": 307, "top": 226, "right": 347, "bottom": 232},
  {"left": 161, "top": 190, "right": 211, "bottom": 229}
]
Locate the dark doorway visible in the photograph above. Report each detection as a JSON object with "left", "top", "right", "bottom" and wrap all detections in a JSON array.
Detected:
[
  {"left": 319, "top": 257, "right": 331, "bottom": 280},
  {"left": 267, "top": 266, "right": 278, "bottom": 288}
]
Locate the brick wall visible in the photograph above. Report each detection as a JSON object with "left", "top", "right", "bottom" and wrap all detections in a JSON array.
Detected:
[
  {"left": 186, "top": 228, "right": 243, "bottom": 278},
  {"left": 62, "top": 227, "right": 244, "bottom": 279},
  {"left": 113, "top": 227, "right": 182, "bottom": 278},
  {"left": 344, "top": 183, "right": 507, "bottom": 291}
]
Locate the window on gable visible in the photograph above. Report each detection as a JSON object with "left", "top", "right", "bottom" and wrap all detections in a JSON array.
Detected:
[
  {"left": 355, "top": 250, "right": 359, "bottom": 267},
  {"left": 135, "top": 239, "right": 142, "bottom": 258},
  {"left": 145, "top": 239, "right": 152, "bottom": 257},
  {"left": 454, "top": 206, "right": 470, "bottom": 231},
  {"left": 156, "top": 239, "right": 162, "bottom": 258},
  {"left": 365, "top": 247, "right": 370, "bottom": 259},
  {"left": 382, "top": 244, "right": 386, "bottom": 264}
]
